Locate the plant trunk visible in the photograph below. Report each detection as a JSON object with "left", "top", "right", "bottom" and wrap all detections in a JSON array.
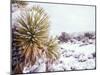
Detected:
[{"left": 46, "top": 61, "right": 49, "bottom": 72}]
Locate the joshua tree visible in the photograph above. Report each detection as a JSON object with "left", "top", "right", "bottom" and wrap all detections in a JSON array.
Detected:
[{"left": 12, "top": 6, "right": 59, "bottom": 74}]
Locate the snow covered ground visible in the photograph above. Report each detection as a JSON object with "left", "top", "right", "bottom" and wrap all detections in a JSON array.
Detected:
[
  {"left": 48, "top": 42, "right": 96, "bottom": 71},
  {"left": 23, "top": 41, "right": 96, "bottom": 73}
]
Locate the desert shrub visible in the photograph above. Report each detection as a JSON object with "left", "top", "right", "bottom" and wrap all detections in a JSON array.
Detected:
[
  {"left": 11, "top": 0, "right": 28, "bottom": 12},
  {"left": 12, "top": 0, "right": 27, "bottom": 6},
  {"left": 58, "top": 32, "right": 71, "bottom": 43},
  {"left": 74, "top": 34, "right": 84, "bottom": 41},
  {"left": 84, "top": 32, "right": 95, "bottom": 39}
]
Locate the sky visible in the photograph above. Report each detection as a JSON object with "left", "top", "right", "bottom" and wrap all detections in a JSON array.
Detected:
[{"left": 29, "top": 2, "right": 95, "bottom": 36}]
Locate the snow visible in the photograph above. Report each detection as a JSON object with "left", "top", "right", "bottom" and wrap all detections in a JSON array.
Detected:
[
  {"left": 23, "top": 41, "right": 95, "bottom": 73},
  {"left": 48, "top": 42, "right": 96, "bottom": 71},
  {"left": 60, "top": 42, "right": 95, "bottom": 56},
  {"left": 23, "top": 57, "right": 46, "bottom": 73}
]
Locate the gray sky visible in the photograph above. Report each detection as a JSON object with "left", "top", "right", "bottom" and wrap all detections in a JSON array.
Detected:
[{"left": 29, "top": 2, "right": 95, "bottom": 36}]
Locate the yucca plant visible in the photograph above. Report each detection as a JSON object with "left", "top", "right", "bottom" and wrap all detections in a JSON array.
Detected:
[
  {"left": 45, "top": 37, "right": 59, "bottom": 72},
  {"left": 12, "top": 5, "right": 59, "bottom": 73},
  {"left": 12, "top": 6, "right": 49, "bottom": 73}
]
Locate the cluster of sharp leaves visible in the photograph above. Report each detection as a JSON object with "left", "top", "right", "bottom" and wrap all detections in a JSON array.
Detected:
[{"left": 12, "top": 1, "right": 59, "bottom": 74}]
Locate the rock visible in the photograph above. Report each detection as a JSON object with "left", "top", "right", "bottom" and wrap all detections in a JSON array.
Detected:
[
  {"left": 78, "top": 54, "right": 87, "bottom": 62},
  {"left": 87, "top": 54, "right": 93, "bottom": 59},
  {"left": 92, "top": 52, "right": 96, "bottom": 58}
]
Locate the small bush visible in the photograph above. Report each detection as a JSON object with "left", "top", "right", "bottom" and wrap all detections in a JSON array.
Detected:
[{"left": 58, "top": 32, "right": 71, "bottom": 43}]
